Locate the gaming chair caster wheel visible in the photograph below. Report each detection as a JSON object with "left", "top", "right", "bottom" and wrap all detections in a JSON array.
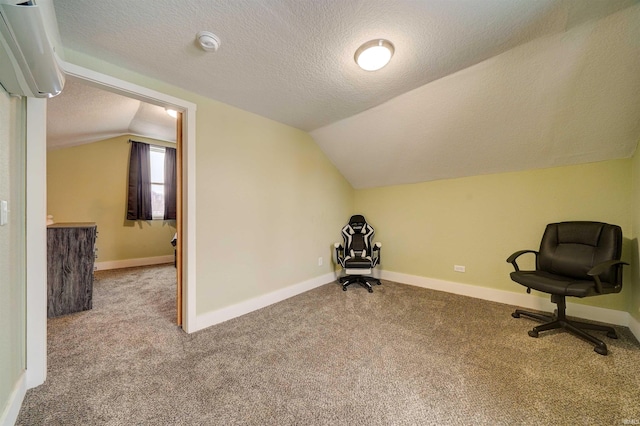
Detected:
[
  {"left": 368, "top": 288, "right": 373, "bottom": 293},
  {"left": 594, "top": 345, "right": 608, "bottom": 356},
  {"left": 511, "top": 312, "right": 520, "bottom": 318},
  {"left": 607, "top": 331, "right": 618, "bottom": 339},
  {"left": 528, "top": 329, "right": 539, "bottom": 338}
]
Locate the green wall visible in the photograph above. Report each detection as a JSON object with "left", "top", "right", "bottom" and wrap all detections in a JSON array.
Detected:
[
  {"left": 355, "top": 159, "right": 633, "bottom": 312},
  {"left": 64, "top": 50, "right": 354, "bottom": 316},
  {"left": 193, "top": 98, "right": 354, "bottom": 312},
  {"left": 47, "top": 135, "right": 176, "bottom": 263},
  {"left": 0, "top": 86, "right": 26, "bottom": 421},
  {"left": 62, "top": 48, "right": 637, "bottom": 323},
  {"left": 631, "top": 149, "right": 640, "bottom": 322}
]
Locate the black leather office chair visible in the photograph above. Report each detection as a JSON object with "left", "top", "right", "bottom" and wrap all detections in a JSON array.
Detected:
[
  {"left": 507, "top": 221, "right": 627, "bottom": 355},
  {"left": 335, "top": 215, "right": 382, "bottom": 293}
]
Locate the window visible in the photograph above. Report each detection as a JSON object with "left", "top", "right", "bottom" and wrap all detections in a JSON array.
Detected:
[
  {"left": 150, "top": 146, "right": 166, "bottom": 219},
  {"left": 127, "top": 141, "right": 176, "bottom": 221}
]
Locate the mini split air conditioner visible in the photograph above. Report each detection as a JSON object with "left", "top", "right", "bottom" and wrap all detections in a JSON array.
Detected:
[{"left": 0, "top": 0, "right": 65, "bottom": 98}]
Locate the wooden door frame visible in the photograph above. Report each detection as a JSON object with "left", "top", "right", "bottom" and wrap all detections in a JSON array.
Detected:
[{"left": 25, "top": 61, "right": 198, "bottom": 389}]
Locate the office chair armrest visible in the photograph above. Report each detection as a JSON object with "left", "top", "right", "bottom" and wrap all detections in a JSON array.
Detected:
[
  {"left": 587, "top": 260, "right": 629, "bottom": 293},
  {"left": 506, "top": 250, "right": 538, "bottom": 272}
]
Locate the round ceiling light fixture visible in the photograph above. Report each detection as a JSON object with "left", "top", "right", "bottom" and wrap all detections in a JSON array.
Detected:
[
  {"left": 354, "top": 39, "right": 394, "bottom": 71},
  {"left": 165, "top": 108, "right": 178, "bottom": 118},
  {"left": 196, "top": 31, "right": 221, "bottom": 52}
]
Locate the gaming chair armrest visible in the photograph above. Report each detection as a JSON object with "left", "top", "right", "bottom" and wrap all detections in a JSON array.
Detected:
[
  {"left": 506, "top": 250, "right": 538, "bottom": 272},
  {"left": 372, "top": 242, "right": 382, "bottom": 266},
  {"left": 588, "top": 260, "right": 629, "bottom": 293},
  {"left": 334, "top": 242, "right": 345, "bottom": 266}
]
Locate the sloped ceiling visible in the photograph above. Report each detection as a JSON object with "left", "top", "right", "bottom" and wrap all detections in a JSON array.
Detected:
[
  {"left": 312, "top": 5, "right": 640, "bottom": 188},
  {"left": 50, "top": 0, "right": 640, "bottom": 187},
  {"left": 47, "top": 77, "right": 176, "bottom": 149}
]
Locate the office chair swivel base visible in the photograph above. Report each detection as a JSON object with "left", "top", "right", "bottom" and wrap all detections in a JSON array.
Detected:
[
  {"left": 339, "top": 276, "right": 381, "bottom": 293},
  {"left": 512, "top": 295, "right": 617, "bottom": 356}
]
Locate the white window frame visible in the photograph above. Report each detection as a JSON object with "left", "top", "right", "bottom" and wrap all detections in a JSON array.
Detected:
[{"left": 149, "top": 145, "right": 166, "bottom": 220}]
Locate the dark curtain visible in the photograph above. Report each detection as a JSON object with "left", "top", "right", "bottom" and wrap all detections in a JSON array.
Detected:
[
  {"left": 164, "top": 147, "right": 177, "bottom": 220},
  {"left": 126, "top": 141, "right": 152, "bottom": 220}
]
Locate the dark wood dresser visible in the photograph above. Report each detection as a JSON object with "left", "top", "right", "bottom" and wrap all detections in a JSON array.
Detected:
[{"left": 47, "top": 222, "right": 97, "bottom": 318}]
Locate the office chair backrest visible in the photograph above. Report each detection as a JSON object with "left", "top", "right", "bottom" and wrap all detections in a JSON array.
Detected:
[
  {"left": 342, "top": 215, "right": 374, "bottom": 257},
  {"left": 538, "top": 222, "right": 623, "bottom": 283}
]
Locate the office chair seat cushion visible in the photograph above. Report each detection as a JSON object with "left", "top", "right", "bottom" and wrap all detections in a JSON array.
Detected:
[
  {"left": 346, "top": 268, "right": 372, "bottom": 275},
  {"left": 345, "top": 258, "right": 373, "bottom": 268},
  {"left": 510, "top": 270, "right": 617, "bottom": 298}
]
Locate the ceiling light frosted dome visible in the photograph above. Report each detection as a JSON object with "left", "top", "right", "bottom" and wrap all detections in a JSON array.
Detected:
[{"left": 355, "top": 39, "right": 394, "bottom": 71}]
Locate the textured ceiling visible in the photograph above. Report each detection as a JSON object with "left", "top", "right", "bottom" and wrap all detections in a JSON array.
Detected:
[
  {"left": 49, "top": 0, "right": 640, "bottom": 187},
  {"left": 312, "top": 4, "right": 640, "bottom": 188},
  {"left": 47, "top": 77, "right": 176, "bottom": 149}
]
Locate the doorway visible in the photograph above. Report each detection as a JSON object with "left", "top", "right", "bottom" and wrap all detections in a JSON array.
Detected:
[
  {"left": 25, "top": 61, "right": 197, "bottom": 388},
  {"left": 46, "top": 76, "right": 181, "bottom": 321}
]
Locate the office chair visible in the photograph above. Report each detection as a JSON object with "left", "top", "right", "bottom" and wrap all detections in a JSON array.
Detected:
[
  {"left": 334, "top": 215, "right": 382, "bottom": 293},
  {"left": 507, "top": 221, "right": 627, "bottom": 355}
]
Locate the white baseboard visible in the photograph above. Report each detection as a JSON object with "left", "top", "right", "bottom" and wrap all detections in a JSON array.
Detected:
[
  {"left": 629, "top": 315, "right": 640, "bottom": 342},
  {"left": 1, "top": 372, "right": 26, "bottom": 426},
  {"left": 195, "top": 272, "right": 337, "bottom": 332},
  {"left": 94, "top": 255, "right": 174, "bottom": 271},
  {"left": 192, "top": 268, "right": 640, "bottom": 343},
  {"left": 380, "top": 270, "right": 632, "bottom": 328}
]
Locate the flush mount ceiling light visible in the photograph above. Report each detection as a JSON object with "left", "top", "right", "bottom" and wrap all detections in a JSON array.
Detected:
[
  {"left": 354, "top": 39, "right": 394, "bottom": 71},
  {"left": 165, "top": 108, "right": 178, "bottom": 118},
  {"left": 196, "top": 31, "right": 221, "bottom": 52}
]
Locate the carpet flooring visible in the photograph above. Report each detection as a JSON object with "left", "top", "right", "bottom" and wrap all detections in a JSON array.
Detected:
[{"left": 16, "top": 264, "right": 640, "bottom": 425}]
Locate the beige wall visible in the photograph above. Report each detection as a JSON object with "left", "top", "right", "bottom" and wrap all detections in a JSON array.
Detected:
[
  {"left": 64, "top": 50, "right": 354, "bottom": 316},
  {"left": 47, "top": 135, "right": 176, "bottom": 262},
  {"left": 355, "top": 159, "right": 633, "bottom": 312},
  {"left": 631, "top": 149, "right": 640, "bottom": 322},
  {"left": 0, "top": 88, "right": 26, "bottom": 419}
]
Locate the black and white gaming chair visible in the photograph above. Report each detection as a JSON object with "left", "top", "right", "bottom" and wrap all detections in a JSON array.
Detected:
[{"left": 334, "top": 215, "right": 382, "bottom": 293}]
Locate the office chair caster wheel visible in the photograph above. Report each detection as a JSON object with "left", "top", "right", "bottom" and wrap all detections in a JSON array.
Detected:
[
  {"left": 511, "top": 312, "right": 520, "bottom": 318},
  {"left": 368, "top": 288, "right": 373, "bottom": 293},
  {"left": 528, "top": 329, "right": 539, "bottom": 338},
  {"left": 594, "top": 345, "right": 608, "bottom": 356},
  {"left": 342, "top": 287, "right": 347, "bottom": 291},
  {"left": 607, "top": 331, "right": 618, "bottom": 339}
]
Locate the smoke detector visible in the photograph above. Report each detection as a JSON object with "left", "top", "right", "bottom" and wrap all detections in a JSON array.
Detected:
[{"left": 196, "top": 31, "right": 221, "bottom": 52}]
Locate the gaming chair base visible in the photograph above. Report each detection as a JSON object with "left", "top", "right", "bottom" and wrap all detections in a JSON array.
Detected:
[{"left": 339, "top": 276, "right": 381, "bottom": 293}]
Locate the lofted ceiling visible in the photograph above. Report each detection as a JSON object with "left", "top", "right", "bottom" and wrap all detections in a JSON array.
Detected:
[{"left": 50, "top": 0, "right": 640, "bottom": 188}]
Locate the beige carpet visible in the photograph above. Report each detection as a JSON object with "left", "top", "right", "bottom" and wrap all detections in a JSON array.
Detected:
[{"left": 16, "top": 264, "right": 640, "bottom": 425}]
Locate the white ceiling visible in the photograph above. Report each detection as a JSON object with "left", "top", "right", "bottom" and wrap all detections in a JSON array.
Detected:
[
  {"left": 49, "top": 0, "right": 640, "bottom": 188},
  {"left": 47, "top": 77, "right": 176, "bottom": 150}
]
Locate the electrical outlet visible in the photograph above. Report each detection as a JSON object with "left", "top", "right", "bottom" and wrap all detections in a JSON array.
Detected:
[
  {"left": 318, "top": 257, "right": 323, "bottom": 266},
  {"left": 454, "top": 265, "right": 465, "bottom": 273}
]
